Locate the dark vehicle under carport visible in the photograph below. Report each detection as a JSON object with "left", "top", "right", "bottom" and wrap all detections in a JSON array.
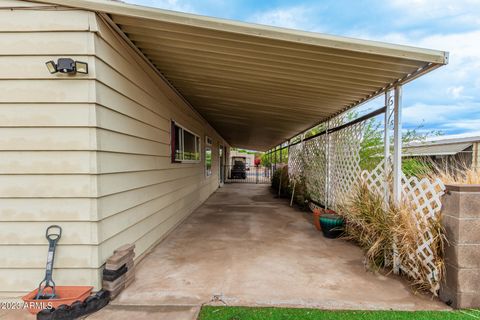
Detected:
[{"left": 231, "top": 161, "right": 247, "bottom": 179}]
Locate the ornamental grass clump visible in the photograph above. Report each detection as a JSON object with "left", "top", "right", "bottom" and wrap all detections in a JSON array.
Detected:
[
  {"left": 390, "top": 202, "right": 447, "bottom": 294},
  {"left": 341, "top": 182, "right": 447, "bottom": 295},
  {"left": 340, "top": 183, "right": 393, "bottom": 270},
  {"left": 426, "top": 162, "right": 480, "bottom": 184},
  {"left": 271, "top": 166, "right": 290, "bottom": 196}
]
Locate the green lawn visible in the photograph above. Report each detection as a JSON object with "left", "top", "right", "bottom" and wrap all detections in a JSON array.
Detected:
[{"left": 198, "top": 306, "right": 478, "bottom": 320}]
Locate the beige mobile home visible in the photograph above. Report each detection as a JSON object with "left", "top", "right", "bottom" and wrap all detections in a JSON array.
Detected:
[
  {"left": 0, "top": 0, "right": 449, "bottom": 302},
  {"left": 0, "top": 0, "right": 230, "bottom": 295}
]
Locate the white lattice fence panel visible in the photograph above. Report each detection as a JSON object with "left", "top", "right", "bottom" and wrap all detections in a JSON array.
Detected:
[
  {"left": 360, "top": 161, "right": 446, "bottom": 293},
  {"left": 329, "top": 113, "right": 347, "bottom": 128},
  {"left": 287, "top": 105, "right": 446, "bottom": 294},
  {"left": 288, "top": 135, "right": 327, "bottom": 205},
  {"left": 399, "top": 174, "right": 446, "bottom": 293},
  {"left": 361, "top": 158, "right": 388, "bottom": 196},
  {"left": 303, "top": 135, "right": 327, "bottom": 205},
  {"left": 328, "top": 122, "right": 365, "bottom": 211},
  {"left": 288, "top": 143, "right": 304, "bottom": 180}
]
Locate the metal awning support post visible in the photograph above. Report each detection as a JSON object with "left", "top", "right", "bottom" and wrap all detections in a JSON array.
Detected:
[
  {"left": 277, "top": 145, "right": 282, "bottom": 196},
  {"left": 280, "top": 143, "right": 283, "bottom": 164},
  {"left": 288, "top": 139, "right": 295, "bottom": 206},
  {"left": 383, "top": 90, "right": 393, "bottom": 269},
  {"left": 270, "top": 149, "right": 274, "bottom": 177},
  {"left": 393, "top": 86, "right": 403, "bottom": 205},
  {"left": 269, "top": 150, "right": 271, "bottom": 170},
  {"left": 274, "top": 146, "right": 277, "bottom": 171},
  {"left": 392, "top": 85, "right": 403, "bottom": 274},
  {"left": 383, "top": 90, "right": 392, "bottom": 204},
  {"left": 325, "top": 120, "right": 330, "bottom": 209}
]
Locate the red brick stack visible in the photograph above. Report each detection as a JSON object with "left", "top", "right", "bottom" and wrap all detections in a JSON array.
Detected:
[{"left": 102, "top": 243, "right": 135, "bottom": 299}]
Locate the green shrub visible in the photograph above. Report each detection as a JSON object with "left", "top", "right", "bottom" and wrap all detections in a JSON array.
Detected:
[
  {"left": 271, "top": 166, "right": 290, "bottom": 197},
  {"left": 402, "top": 158, "right": 432, "bottom": 177}
]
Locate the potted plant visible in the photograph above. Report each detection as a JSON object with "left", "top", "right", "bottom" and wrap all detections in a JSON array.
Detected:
[
  {"left": 312, "top": 208, "right": 322, "bottom": 231},
  {"left": 319, "top": 209, "right": 344, "bottom": 238}
]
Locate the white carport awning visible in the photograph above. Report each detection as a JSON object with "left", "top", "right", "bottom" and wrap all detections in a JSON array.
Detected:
[{"left": 36, "top": 0, "right": 449, "bottom": 150}]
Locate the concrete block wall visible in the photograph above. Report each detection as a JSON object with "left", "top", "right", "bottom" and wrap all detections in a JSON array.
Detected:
[{"left": 440, "top": 184, "right": 480, "bottom": 308}]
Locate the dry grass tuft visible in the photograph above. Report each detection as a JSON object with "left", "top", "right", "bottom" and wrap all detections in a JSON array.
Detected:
[
  {"left": 340, "top": 183, "right": 393, "bottom": 270},
  {"left": 424, "top": 159, "right": 480, "bottom": 184},
  {"left": 341, "top": 182, "right": 447, "bottom": 295},
  {"left": 390, "top": 202, "right": 447, "bottom": 294}
]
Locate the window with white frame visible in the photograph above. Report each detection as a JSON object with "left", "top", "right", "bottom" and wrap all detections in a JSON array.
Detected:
[{"left": 172, "top": 121, "right": 200, "bottom": 162}]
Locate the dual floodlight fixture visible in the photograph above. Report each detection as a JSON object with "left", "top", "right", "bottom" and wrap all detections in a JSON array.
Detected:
[{"left": 45, "top": 58, "right": 88, "bottom": 75}]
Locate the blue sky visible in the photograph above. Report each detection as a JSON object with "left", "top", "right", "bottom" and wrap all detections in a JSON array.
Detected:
[{"left": 125, "top": 0, "right": 480, "bottom": 139}]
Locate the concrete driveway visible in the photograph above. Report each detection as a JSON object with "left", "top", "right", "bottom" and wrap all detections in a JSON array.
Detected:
[
  {"left": 88, "top": 183, "right": 445, "bottom": 318},
  {"left": 2, "top": 184, "right": 447, "bottom": 319}
]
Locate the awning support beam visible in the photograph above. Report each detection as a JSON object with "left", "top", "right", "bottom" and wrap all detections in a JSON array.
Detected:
[
  {"left": 383, "top": 90, "right": 392, "bottom": 204},
  {"left": 393, "top": 85, "right": 403, "bottom": 205},
  {"left": 325, "top": 120, "right": 330, "bottom": 210},
  {"left": 392, "top": 85, "right": 403, "bottom": 275}
]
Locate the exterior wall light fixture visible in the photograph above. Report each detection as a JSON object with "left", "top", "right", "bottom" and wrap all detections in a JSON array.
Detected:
[{"left": 45, "top": 58, "right": 88, "bottom": 75}]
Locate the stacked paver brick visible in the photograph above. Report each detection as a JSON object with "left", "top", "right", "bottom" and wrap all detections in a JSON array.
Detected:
[{"left": 102, "top": 243, "right": 135, "bottom": 299}]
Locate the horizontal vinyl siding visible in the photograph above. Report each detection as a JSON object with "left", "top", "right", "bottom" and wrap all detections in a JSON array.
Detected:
[
  {"left": 0, "top": 127, "right": 97, "bottom": 150},
  {"left": 0, "top": 56, "right": 95, "bottom": 79},
  {"left": 0, "top": 79, "right": 95, "bottom": 103},
  {"left": 0, "top": 3, "right": 228, "bottom": 295},
  {"left": 0, "top": 245, "right": 97, "bottom": 268},
  {"left": 96, "top": 175, "right": 197, "bottom": 220},
  {"left": 97, "top": 174, "right": 206, "bottom": 240},
  {"left": 0, "top": 268, "right": 101, "bottom": 294},
  {"left": 0, "top": 221, "right": 97, "bottom": 245},
  {"left": 95, "top": 81, "right": 170, "bottom": 130},
  {"left": 96, "top": 128, "right": 170, "bottom": 155},
  {"left": 0, "top": 9, "right": 93, "bottom": 32},
  {"left": 96, "top": 105, "right": 168, "bottom": 142},
  {"left": 96, "top": 152, "right": 173, "bottom": 173},
  {"left": 0, "top": 1, "right": 100, "bottom": 294},
  {"left": 0, "top": 174, "right": 97, "bottom": 198},
  {"left": 0, "top": 151, "right": 97, "bottom": 174},
  {"left": 0, "top": 198, "right": 96, "bottom": 222},
  {"left": 0, "top": 32, "right": 95, "bottom": 55},
  {"left": 0, "top": 103, "right": 96, "bottom": 127},
  {"left": 93, "top": 16, "right": 227, "bottom": 266}
]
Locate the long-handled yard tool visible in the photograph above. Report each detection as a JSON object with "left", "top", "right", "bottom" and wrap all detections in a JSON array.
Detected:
[
  {"left": 35, "top": 225, "right": 62, "bottom": 300},
  {"left": 23, "top": 225, "right": 97, "bottom": 315}
]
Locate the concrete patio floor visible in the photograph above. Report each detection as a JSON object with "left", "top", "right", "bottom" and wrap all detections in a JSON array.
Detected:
[
  {"left": 1, "top": 183, "right": 448, "bottom": 319},
  {"left": 98, "top": 183, "right": 446, "bottom": 317}
]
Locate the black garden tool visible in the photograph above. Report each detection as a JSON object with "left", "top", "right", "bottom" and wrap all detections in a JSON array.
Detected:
[{"left": 35, "top": 225, "right": 62, "bottom": 300}]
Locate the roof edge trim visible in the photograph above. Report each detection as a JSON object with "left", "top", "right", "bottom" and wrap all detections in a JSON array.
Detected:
[{"left": 32, "top": 0, "right": 448, "bottom": 64}]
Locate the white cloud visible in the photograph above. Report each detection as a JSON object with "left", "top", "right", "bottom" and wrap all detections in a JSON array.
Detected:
[
  {"left": 349, "top": 29, "right": 480, "bottom": 102},
  {"left": 447, "top": 86, "right": 464, "bottom": 99},
  {"left": 249, "top": 6, "right": 324, "bottom": 31},
  {"left": 403, "top": 103, "right": 465, "bottom": 124},
  {"left": 402, "top": 103, "right": 480, "bottom": 124},
  {"left": 411, "top": 31, "right": 480, "bottom": 99},
  {"left": 388, "top": 0, "right": 480, "bottom": 26},
  {"left": 441, "top": 119, "right": 480, "bottom": 131},
  {"left": 427, "top": 131, "right": 480, "bottom": 140}
]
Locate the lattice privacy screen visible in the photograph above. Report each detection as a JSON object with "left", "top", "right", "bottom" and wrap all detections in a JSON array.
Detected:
[
  {"left": 399, "top": 174, "right": 445, "bottom": 293},
  {"left": 328, "top": 121, "right": 366, "bottom": 212},
  {"left": 288, "top": 118, "right": 367, "bottom": 211},
  {"left": 288, "top": 112, "right": 446, "bottom": 294}
]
